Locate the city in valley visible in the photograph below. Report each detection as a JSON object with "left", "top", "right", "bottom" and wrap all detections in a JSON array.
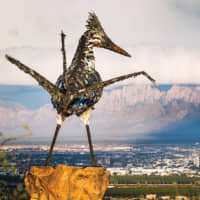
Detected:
[{"left": 1, "top": 143, "right": 200, "bottom": 177}]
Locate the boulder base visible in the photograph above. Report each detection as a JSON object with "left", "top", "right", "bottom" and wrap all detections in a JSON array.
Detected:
[{"left": 25, "top": 165, "right": 110, "bottom": 200}]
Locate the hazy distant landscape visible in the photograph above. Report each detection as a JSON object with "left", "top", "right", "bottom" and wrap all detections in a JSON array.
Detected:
[
  {"left": 0, "top": 83, "right": 200, "bottom": 144},
  {"left": 1, "top": 143, "right": 200, "bottom": 199}
]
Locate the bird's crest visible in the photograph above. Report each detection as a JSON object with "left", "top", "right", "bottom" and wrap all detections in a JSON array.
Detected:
[{"left": 86, "top": 12, "right": 105, "bottom": 34}]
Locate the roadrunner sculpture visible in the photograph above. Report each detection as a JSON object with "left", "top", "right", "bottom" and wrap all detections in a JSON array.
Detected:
[{"left": 6, "top": 12, "right": 163, "bottom": 166}]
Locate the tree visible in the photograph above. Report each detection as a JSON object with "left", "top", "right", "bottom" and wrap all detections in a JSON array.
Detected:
[{"left": 0, "top": 126, "right": 31, "bottom": 200}]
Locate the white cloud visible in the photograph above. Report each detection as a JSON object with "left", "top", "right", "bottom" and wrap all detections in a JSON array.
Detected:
[
  {"left": 0, "top": 0, "right": 200, "bottom": 84},
  {"left": 1, "top": 45, "right": 200, "bottom": 85},
  {"left": 0, "top": 0, "right": 198, "bottom": 48}
]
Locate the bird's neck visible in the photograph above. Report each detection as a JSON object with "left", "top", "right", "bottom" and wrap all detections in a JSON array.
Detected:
[{"left": 70, "top": 32, "right": 95, "bottom": 71}]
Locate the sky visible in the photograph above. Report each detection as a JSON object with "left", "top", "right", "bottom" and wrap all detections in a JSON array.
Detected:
[
  {"left": 0, "top": 0, "right": 200, "bottom": 142},
  {"left": 0, "top": 0, "right": 200, "bottom": 85}
]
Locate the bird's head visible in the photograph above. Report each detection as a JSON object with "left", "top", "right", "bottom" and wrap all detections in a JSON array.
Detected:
[{"left": 86, "top": 12, "right": 131, "bottom": 57}]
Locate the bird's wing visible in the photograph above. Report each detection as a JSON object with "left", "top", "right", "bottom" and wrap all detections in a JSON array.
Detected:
[
  {"left": 5, "top": 55, "right": 65, "bottom": 101},
  {"left": 75, "top": 71, "right": 164, "bottom": 97},
  {"left": 102, "top": 71, "right": 164, "bottom": 95}
]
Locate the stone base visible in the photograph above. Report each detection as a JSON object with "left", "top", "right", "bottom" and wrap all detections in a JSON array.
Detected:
[{"left": 25, "top": 165, "right": 110, "bottom": 200}]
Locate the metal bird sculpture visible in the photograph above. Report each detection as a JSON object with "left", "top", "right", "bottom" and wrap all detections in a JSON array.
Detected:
[{"left": 5, "top": 12, "right": 163, "bottom": 167}]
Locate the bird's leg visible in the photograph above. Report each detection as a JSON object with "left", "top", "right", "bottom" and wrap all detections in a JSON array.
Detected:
[
  {"left": 85, "top": 124, "right": 96, "bottom": 166},
  {"left": 44, "top": 115, "right": 63, "bottom": 166},
  {"left": 44, "top": 124, "right": 61, "bottom": 166},
  {"left": 78, "top": 108, "right": 97, "bottom": 166}
]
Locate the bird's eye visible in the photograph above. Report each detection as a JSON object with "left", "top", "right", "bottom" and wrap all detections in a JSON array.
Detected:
[{"left": 92, "top": 34, "right": 101, "bottom": 40}]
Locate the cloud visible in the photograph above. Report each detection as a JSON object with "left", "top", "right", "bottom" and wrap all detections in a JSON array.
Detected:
[
  {"left": 1, "top": 45, "right": 200, "bottom": 85},
  {"left": 171, "top": 0, "right": 200, "bottom": 18},
  {"left": 0, "top": 0, "right": 199, "bottom": 48},
  {"left": 0, "top": 0, "right": 200, "bottom": 84}
]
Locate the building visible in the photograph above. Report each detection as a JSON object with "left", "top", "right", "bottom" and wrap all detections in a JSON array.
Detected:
[
  {"left": 146, "top": 194, "right": 156, "bottom": 200},
  {"left": 105, "top": 157, "right": 111, "bottom": 166},
  {"left": 193, "top": 155, "right": 199, "bottom": 167}
]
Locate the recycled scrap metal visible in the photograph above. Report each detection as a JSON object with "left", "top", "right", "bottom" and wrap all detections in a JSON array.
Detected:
[{"left": 6, "top": 12, "right": 163, "bottom": 166}]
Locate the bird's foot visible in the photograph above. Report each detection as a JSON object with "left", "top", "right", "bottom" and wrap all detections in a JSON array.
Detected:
[
  {"left": 91, "top": 164, "right": 103, "bottom": 167},
  {"left": 83, "top": 164, "right": 103, "bottom": 168}
]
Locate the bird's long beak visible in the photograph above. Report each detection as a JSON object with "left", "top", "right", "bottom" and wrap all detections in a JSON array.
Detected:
[{"left": 105, "top": 38, "right": 131, "bottom": 57}]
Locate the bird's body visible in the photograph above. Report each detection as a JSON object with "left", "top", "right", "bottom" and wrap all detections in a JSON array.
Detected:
[
  {"left": 52, "top": 31, "right": 103, "bottom": 117},
  {"left": 50, "top": 13, "right": 131, "bottom": 121},
  {"left": 5, "top": 12, "right": 163, "bottom": 166}
]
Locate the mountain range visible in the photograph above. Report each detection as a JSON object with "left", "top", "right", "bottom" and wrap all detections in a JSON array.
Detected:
[{"left": 0, "top": 84, "right": 200, "bottom": 144}]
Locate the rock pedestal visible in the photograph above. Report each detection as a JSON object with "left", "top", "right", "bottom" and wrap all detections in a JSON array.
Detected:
[{"left": 25, "top": 165, "right": 110, "bottom": 200}]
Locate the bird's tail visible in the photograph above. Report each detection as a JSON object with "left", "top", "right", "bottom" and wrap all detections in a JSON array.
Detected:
[{"left": 5, "top": 55, "right": 65, "bottom": 101}]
